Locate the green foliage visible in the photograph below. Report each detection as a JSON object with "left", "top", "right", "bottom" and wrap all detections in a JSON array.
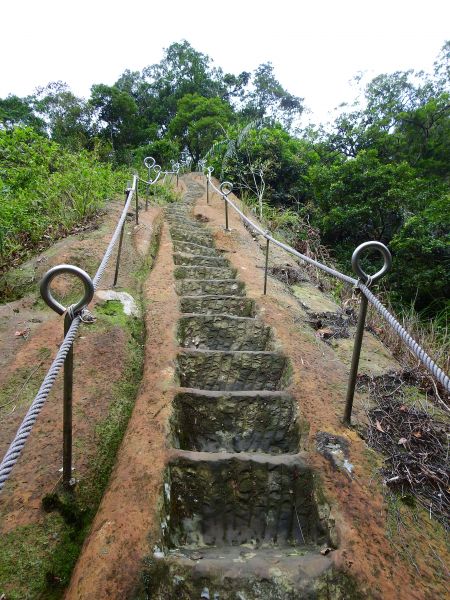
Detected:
[
  {"left": 389, "top": 196, "right": 450, "bottom": 312},
  {"left": 168, "top": 93, "right": 233, "bottom": 164},
  {"left": 0, "top": 127, "right": 127, "bottom": 266}
]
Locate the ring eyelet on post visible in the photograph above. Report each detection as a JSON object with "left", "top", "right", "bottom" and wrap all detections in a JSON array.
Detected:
[
  {"left": 144, "top": 156, "right": 156, "bottom": 169},
  {"left": 220, "top": 181, "right": 233, "bottom": 196},
  {"left": 40, "top": 265, "right": 94, "bottom": 316},
  {"left": 351, "top": 241, "right": 392, "bottom": 285}
]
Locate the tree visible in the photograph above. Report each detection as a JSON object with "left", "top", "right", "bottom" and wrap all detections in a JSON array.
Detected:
[
  {"left": 34, "top": 81, "right": 92, "bottom": 150},
  {"left": 242, "top": 62, "right": 304, "bottom": 129},
  {"left": 89, "top": 84, "right": 140, "bottom": 161},
  {"left": 0, "top": 95, "right": 45, "bottom": 132},
  {"left": 168, "top": 94, "right": 232, "bottom": 164}
]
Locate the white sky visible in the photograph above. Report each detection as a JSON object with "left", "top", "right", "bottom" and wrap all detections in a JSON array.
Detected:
[{"left": 1, "top": 0, "right": 448, "bottom": 125}]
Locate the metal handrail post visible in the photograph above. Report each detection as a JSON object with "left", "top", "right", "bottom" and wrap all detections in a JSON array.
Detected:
[
  {"left": 343, "top": 241, "right": 392, "bottom": 425},
  {"left": 113, "top": 189, "right": 129, "bottom": 287},
  {"left": 224, "top": 195, "right": 229, "bottom": 230},
  {"left": 63, "top": 311, "right": 74, "bottom": 488},
  {"left": 263, "top": 238, "right": 270, "bottom": 294},
  {"left": 206, "top": 178, "right": 209, "bottom": 204},
  {"left": 343, "top": 293, "right": 368, "bottom": 425},
  {"left": 220, "top": 181, "right": 233, "bottom": 232},
  {"left": 39, "top": 265, "right": 94, "bottom": 490},
  {"left": 135, "top": 179, "right": 139, "bottom": 224}
]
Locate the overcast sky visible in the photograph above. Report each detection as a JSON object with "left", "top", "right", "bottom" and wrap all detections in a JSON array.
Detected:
[{"left": 1, "top": 0, "right": 448, "bottom": 125}]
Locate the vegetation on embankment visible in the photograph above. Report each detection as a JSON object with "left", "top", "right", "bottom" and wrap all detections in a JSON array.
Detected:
[
  {"left": 0, "top": 127, "right": 129, "bottom": 271},
  {"left": 0, "top": 209, "right": 166, "bottom": 599}
]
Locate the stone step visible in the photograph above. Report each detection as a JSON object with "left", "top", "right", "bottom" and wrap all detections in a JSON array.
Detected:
[
  {"left": 171, "top": 389, "right": 300, "bottom": 453},
  {"left": 174, "top": 265, "right": 237, "bottom": 281},
  {"left": 173, "top": 253, "right": 228, "bottom": 267},
  {"left": 166, "top": 217, "right": 205, "bottom": 230},
  {"left": 170, "top": 229, "right": 215, "bottom": 247},
  {"left": 175, "top": 279, "right": 245, "bottom": 297},
  {"left": 172, "top": 240, "right": 221, "bottom": 257},
  {"left": 180, "top": 295, "right": 256, "bottom": 317},
  {"left": 176, "top": 349, "right": 289, "bottom": 391},
  {"left": 161, "top": 451, "right": 329, "bottom": 548},
  {"left": 177, "top": 314, "right": 272, "bottom": 351},
  {"left": 143, "top": 546, "right": 335, "bottom": 599}
]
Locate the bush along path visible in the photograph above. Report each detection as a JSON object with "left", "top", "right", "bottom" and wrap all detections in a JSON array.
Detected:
[{"left": 142, "top": 180, "right": 355, "bottom": 599}]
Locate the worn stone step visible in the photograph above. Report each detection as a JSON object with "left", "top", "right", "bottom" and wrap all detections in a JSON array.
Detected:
[
  {"left": 174, "top": 265, "right": 237, "bottom": 281},
  {"left": 166, "top": 217, "right": 205, "bottom": 229},
  {"left": 172, "top": 240, "right": 221, "bottom": 257},
  {"left": 173, "top": 253, "right": 228, "bottom": 267},
  {"left": 175, "top": 279, "right": 245, "bottom": 297},
  {"left": 170, "top": 229, "right": 215, "bottom": 247},
  {"left": 180, "top": 295, "right": 256, "bottom": 317},
  {"left": 176, "top": 349, "right": 289, "bottom": 391},
  {"left": 143, "top": 546, "right": 335, "bottom": 600},
  {"left": 171, "top": 389, "right": 300, "bottom": 453},
  {"left": 177, "top": 314, "right": 272, "bottom": 351},
  {"left": 161, "top": 451, "right": 329, "bottom": 548}
]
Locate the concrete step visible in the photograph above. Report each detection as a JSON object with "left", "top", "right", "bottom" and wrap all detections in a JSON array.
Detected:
[
  {"left": 175, "top": 279, "right": 246, "bottom": 297},
  {"left": 173, "top": 253, "right": 229, "bottom": 267},
  {"left": 176, "top": 349, "right": 289, "bottom": 391},
  {"left": 180, "top": 295, "right": 256, "bottom": 317},
  {"left": 143, "top": 546, "right": 335, "bottom": 599},
  {"left": 171, "top": 389, "right": 300, "bottom": 453},
  {"left": 174, "top": 265, "right": 237, "bottom": 281},
  {"left": 161, "top": 450, "right": 329, "bottom": 548},
  {"left": 177, "top": 314, "right": 272, "bottom": 351},
  {"left": 170, "top": 229, "right": 215, "bottom": 247},
  {"left": 172, "top": 240, "right": 221, "bottom": 257}
]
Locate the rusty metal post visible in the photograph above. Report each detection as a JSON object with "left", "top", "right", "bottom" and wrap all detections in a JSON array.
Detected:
[
  {"left": 63, "top": 312, "right": 74, "bottom": 488},
  {"left": 263, "top": 238, "right": 270, "bottom": 295},
  {"left": 135, "top": 180, "right": 139, "bottom": 224},
  {"left": 206, "top": 178, "right": 209, "bottom": 204},
  {"left": 343, "top": 241, "right": 392, "bottom": 425},
  {"left": 113, "top": 189, "right": 129, "bottom": 287},
  {"left": 39, "top": 265, "right": 94, "bottom": 490}
]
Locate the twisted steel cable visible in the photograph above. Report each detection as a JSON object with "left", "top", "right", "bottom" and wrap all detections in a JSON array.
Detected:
[
  {"left": 206, "top": 172, "right": 450, "bottom": 393},
  {"left": 0, "top": 179, "right": 137, "bottom": 491}
]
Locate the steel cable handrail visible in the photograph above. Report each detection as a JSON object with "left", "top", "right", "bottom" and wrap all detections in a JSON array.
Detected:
[
  {"left": 0, "top": 177, "right": 138, "bottom": 491},
  {"left": 206, "top": 172, "right": 450, "bottom": 394}
]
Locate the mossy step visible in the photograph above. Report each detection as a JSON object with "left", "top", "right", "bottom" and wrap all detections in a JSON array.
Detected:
[
  {"left": 177, "top": 314, "right": 272, "bottom": 351},
  {"left": 176, "top": 349, "right": 289, "bottom": 391},
  {"left": 143, "top": 546, "right": 336, "bottom": 600},
  {"left": 170, "top": 229, "right": 215, "bottom": 247},
  {"left": 171, "top": 389, "right": 299, "bottom": 453},
  {"left": 180, "top": 295, "right": 256, "bottom": 317},
  {"left": 172, "top": 240, "right": 221, "bottom": 257},
  {"left": 173, "top": 253, "right": 228, "bottom": 267},
  {"left": 162, "top": 450, "right": 328, "bottom": 548},
  {"left": 175, "top": 279, "right": 245, "bottom": 297},
  {"left": 174, "top": 265, "right": 237, "bottom": 280},
  {"left": 166, "top": 218, "right": 206, "bottom": 230}
]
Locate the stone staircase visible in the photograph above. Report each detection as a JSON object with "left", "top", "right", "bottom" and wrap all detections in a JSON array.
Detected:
[{"left": 144, "top": 182, "right": 339, "bottom": 599}]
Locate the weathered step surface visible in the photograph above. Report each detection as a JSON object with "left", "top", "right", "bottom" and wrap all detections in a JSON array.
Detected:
[
  {"left": 175, "top": 279, "right": 245, "bottom": 297},
  {"left": 174, "top": 265, "right": 237, "bottom": 280},
  {"left": 177, "top": 314, "right": 272, "bottom": 351},
  {"left": 176, "top": 349, "right": 289, "bottom": 391},
  {"left": 180, "top": 295, "right": 256, "bottom": 317},
  {"left": 171, "top": 389, "right": 300, "bottom": 453},
  {"left": 170, "top": 229, "right": 215, "bottom": 246},
  {"left": 173, "top": 240, "right": 221, "bottom": 257},
  {"left": 173, "top": 252, "right": 228, "bottom": 267},
  {"left": 162, "top": 451, "right": 328, "bottom": 548},
  {"left": 144, "top": 546, "right": 336, "bottom": 600}
]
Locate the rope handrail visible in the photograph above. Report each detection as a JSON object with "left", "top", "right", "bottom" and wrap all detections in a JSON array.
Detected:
[
  {"left": 206, "top": 172, "right": 450, "bottom": 395},
  {"left": 0, "top": 176, "right": 138, "bottom": 492}
]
